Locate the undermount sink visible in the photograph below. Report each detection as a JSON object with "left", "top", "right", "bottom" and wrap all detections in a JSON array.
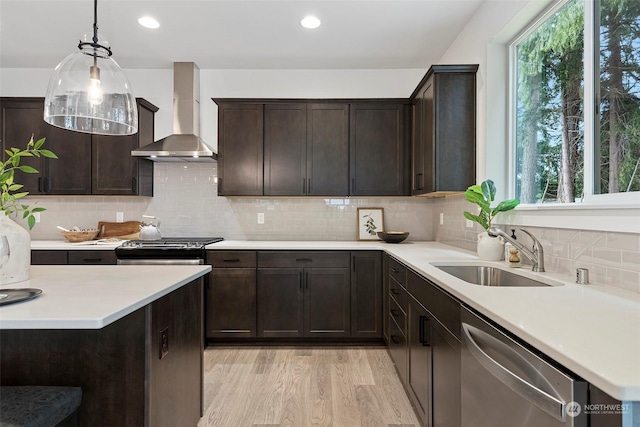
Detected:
[{"left": 434, "top": 265, "right": 555, "bottom": 287}]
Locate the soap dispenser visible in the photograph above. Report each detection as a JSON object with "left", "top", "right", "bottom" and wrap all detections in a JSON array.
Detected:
[{"left": 504, "top": 229, "right": 517, "bottom": 263}]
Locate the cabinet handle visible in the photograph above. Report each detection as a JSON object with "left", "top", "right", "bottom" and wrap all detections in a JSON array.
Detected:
[
  {"left": 352, "top": 255, "right": 356, "bottom": 272},
  {"left": 38, "top": 177, "right": 43, "bottom": 193},
  {"left": 83, "top": 258, "right": 103, "bottom": 263},
  {"left": 391, "top": 309, "right": 401, "bottom": 317},
  {"left": 299, "top": 272, "right": 303, "bottom": 289},
  {"left": 415, "top": 173, "right": 423, "bottom": 191},
  {"left": 390, "top": 288, "right": 400, "bottom": 295},
  {"left": 391, "top": 268, "right": 400, "bottom": 273},
  {"left": 419, "top": 316, "right": 431, "bottom": 346},
  {"left": 132, "top": 177, "right": 137, "bottom": 192},
  {"left": 305, "top": 272, "right": 309, "bottom": 289},
  {"left": 222, "top": 258, "right": 241, "bottom": 263},
  {"left": 390, "top": 335, "right": 400, "bottom": 344},
  {"left": 296, "top": 258, "right": 312, "bottom": 262}
]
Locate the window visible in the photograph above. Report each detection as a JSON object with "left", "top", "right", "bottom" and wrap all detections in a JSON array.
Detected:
[{"left": 512, "top": 0, "right": 639, "bottom": 204}]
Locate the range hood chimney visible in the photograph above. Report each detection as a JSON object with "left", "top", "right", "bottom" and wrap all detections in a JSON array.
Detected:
[{"left": 132, "top": 62, "right": 217, "bottom": 162}]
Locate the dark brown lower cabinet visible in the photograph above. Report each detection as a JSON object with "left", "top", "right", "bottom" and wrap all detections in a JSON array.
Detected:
[
  {"left": 31, "top": 250, "right": 117, "bottom": 265},
  {"left": 408, "top": 297, "right": 432, "bottom": 426},
  {"left": 351, "top": 251, "right": 382, "bottom": 338},
  {"left": 257, "top": 267, "right": 350, "bottom": 338},
  {"left": 207, "top": 268, "right": 257, "bottom": 338}
]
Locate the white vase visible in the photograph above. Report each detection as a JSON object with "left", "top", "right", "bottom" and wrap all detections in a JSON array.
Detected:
[
  {"left": 477, "top": 231, "right": 505, "bottom": 261},
  {"left": 0, "top": 212, "right": 31, "bottom": 285}
]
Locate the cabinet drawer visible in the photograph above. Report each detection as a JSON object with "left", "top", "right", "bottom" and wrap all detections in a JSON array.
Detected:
[
  {"left": 31, "top": 250, "right": 68, "bottom": 265},
  {"left": 388, "top": 315, "right": 407, "bottom": 384},
  {"left": 258, "top": 251, "right": 350, "bottom": 268},
  {"left": 389, "top": 296, "right": 406, "bottom": 335},
  {"left": 388, "top": 257, "right": 407, "bottom": 286},
  {"left": 408, "top": 270, "right": 460, "bottom": 339},
  {"left": 207, "top": 251, "right": 257, "bottom": 268},
  {"left": 389, "top": 276, "right": 408, "bottom": 313},
  {"left": 68, "top": 250, "right": 117, "bottom": 265}
]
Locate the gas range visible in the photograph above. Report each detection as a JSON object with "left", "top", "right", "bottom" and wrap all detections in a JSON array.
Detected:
[{"left": 115, "top": 237, "right": 224, "bottom": 265}]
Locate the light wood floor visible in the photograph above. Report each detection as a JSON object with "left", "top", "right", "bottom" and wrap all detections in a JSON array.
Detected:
[{"left": 197, "top": 346, "right": 420, "bottom": 427}]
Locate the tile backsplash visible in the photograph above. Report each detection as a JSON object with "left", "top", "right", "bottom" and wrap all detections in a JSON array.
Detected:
[
  {"left": 22, "top": 163, "right": 434, "bottom": 242},
  {"left": 432, "top": 194, "right": 640, "bottom": 294},
  {"left": 18, "top": 164, "right": 639, "bottom": 293}
]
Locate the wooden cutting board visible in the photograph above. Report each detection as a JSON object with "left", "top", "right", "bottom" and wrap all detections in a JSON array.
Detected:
[{"left": 97, "top": 221, "right": 141, "bottom": 239}]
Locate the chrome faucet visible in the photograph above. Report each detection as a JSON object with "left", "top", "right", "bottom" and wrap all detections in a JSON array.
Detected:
[{"left": 488, "top": 227, "right": 545, "bottom": 272}]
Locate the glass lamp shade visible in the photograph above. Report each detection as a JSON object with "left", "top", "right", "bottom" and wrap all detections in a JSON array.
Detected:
[{"left": 44, "top": 42, "right": 138, "bottom": 135}]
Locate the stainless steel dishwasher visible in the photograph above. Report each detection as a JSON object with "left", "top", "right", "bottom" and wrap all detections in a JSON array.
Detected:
[{"left": 461, "top": 307, "right": 588, "bottom": 427}]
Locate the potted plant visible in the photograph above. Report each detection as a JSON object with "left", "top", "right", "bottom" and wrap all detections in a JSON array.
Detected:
[
  {"left": 463, "top": 179, "right": 519, "bottom": 260},
  {"left": 0, "top": 136, "right": 57, "bottom": 284}
]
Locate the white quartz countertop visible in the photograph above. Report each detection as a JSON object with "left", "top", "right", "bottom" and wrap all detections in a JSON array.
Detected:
[
  {"left": 207, "top": 240, "right": 640, "bottom": 402},
  {"left": 31, "top": 240, "right": 126, "bottom": 250},
  {"left": 0, "top": 265, "right": 211, "bottom": 330}
]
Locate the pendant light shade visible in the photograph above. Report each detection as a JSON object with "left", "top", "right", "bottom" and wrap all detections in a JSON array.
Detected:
[{"left": 44, "top": 0, "right": 138, "bottom": 135}]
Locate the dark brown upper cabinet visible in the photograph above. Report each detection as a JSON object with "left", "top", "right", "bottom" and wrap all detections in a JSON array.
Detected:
[
  {"left": 1, "top": 97, "right": 157, "bottom": 196},
  {"left": 217, "top": 102, "right": 264, "bottom": 196},
  {"left": 410, "top": 65, "right": 478, "bottom": 196},
  {"left": 350, "top": 103, "right": 408, "bottom": 196},
  {"left": 264, "top": 103, "right": 349, "bottom": 196},
  {"left": 1, "top": 97, "right": 92, "bottom": 195},
  {"left": 91, "top": 99, "right": 157, "bottom": 196}
]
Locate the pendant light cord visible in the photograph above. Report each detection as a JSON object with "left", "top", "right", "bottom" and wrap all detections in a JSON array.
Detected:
[{"left": 78, "top": 0, "right": 112, "bottom": 56}]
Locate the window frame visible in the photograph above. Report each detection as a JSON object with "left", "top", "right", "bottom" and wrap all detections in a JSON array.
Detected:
[{"left": 506, "top": 0, "right": 640, "bottom": 219}]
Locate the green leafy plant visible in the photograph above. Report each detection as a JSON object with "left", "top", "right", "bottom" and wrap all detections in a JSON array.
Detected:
[
  {"left": 463, "top": 179, "right": 520, "bottom": 231},
  {"left": 0, "top": 136, "right": 57, "bottom": 229}
]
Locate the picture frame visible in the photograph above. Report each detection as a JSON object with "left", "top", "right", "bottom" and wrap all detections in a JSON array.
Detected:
[{"left": 357, "top": 207, "right": 384, "bottom": 240}]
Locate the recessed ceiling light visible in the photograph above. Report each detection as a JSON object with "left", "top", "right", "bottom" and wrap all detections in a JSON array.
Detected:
[
  {"left": 300, "top": 15, "right": 321, "bottom": 29},
  {"left": 138, "top": 16, "right": 160, "bottom": 29}
]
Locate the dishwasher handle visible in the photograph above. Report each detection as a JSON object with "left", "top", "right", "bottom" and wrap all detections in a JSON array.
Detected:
[{"left": 462, "top": 322, "right": 567, "bottom": 422}]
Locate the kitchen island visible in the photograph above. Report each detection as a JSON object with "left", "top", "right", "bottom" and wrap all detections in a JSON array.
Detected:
[{"left": 0, "top": 264, "right": 211, "bottom": 427}]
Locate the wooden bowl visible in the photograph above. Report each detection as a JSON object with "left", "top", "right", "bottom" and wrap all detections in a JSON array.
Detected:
[
  {"left": 61, "top": 229, "right": 100, "bottom": 243},
  {"left": 377, "top": 231, "right": 409, "bottom": 243}
]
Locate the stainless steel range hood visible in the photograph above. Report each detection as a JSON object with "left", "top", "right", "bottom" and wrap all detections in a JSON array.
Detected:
[{"left": 132, "top": 62, "right": 217, "bottom": 162}]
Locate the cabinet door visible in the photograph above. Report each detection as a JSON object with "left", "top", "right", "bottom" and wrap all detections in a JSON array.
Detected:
[
  {"left": 264, "top": 104, "right": 307, "bottom": 195},
  {"left": 304, "top": 267, "right": 350, "bottom": 338},
  {"left": 257, "top": 268, "right": 304, "bottom": 337},
  {"left": 382, "top": 253, "right": 390, "bottom": 344},
  {"left": 432, "top": 72, "right": 476, "bottom": 193},
  {"left": 351, "top": 251, "right": 382, "bottom": 338},
  {"left": 92, "top": 100, "right": 156, "bottom": 196},
  {"left": 408, "top": 297, "right": 432, "bottom": 427},
  {"left": 1, "top": 98, "right": 91, "bottom": 195},
  {"left": 412, "top": 81, "right": 432, "bottom": 195},
  {"left": 349, "top": 103, "right": 406, "bottom": 196},
  {"left": 307, "top": 104, "right": 349, "bottom": 195},
  {"left": 431, "top": 317, "right": 461, "bottom": 427},
  {"left": 207, "top": 268, "right": 256, "bottom": 338},
  {"left": 218, "top": 103, "right": 264, "bottom": 196}
]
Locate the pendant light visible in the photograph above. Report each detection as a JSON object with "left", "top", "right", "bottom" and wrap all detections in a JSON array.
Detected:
[{"left": 44, "top": 0, "right": 138, "bottom": 135}]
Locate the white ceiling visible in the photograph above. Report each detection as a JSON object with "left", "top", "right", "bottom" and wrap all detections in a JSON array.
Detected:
[{"left": 0, "top": 0, "right": 486, "bottom": 70}]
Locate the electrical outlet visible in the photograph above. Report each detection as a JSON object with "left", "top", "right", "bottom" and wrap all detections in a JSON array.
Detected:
[
  {"left": 159, "top": 327, "right": 169, "bottom": 359},
  {"left": 439, "top": 212, "right": 444, "bottom": 225},
  {"left": 116, "top": 212, "right": 124, "bottom": 222},
  {"left": 466, "top": 219, "right": 474, "bottom": 228},
  {"left": 33, "top": 212, "right": 41, "bottom": 223},
  {"left": 257, "top": 212, "right": 265, "bottom": 224}
]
